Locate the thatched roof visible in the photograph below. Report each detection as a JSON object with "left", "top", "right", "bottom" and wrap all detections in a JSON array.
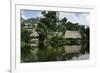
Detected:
[{"left": 64, "top": 31, "right": 81, "bottom": 38}]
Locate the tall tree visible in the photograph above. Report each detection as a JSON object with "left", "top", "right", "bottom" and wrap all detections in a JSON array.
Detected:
[{"left": 36, "top": 11, "right": 68, "bottom": 44}]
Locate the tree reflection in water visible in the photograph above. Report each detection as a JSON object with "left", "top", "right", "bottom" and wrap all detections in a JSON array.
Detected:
[{"left": 21, "top": 39, "right": 89, "bottom": 63}]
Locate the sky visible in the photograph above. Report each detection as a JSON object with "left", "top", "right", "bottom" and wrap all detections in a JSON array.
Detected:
[
  {"left": 21, "top": 10, "right": 42, "bottom": 19},
  {"left": 59, "top": 12, "right": 90, "bottom": 26},
  {"left": 21, "top": 10, "right": 90, "bottom": 26}
]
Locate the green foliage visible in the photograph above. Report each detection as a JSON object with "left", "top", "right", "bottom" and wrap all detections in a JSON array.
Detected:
[
  {"left": 21, "top": 18, "right": 33, "bottom": 62},
  {"left": 64, "top": 22, "right": 80, "bottom": 31},
  {"left": 36, "top": 11, "right": 68, "bottom": 43},
  {"left": 21, "top": 11, "right": 90, "bottom": 62}
]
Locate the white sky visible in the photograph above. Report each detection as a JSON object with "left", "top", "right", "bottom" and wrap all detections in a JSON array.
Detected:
[{"left": 59, "top": 12, "right": 90, "bottom": 26}]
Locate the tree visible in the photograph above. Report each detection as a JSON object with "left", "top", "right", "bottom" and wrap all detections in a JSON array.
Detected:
[
  {"left": 36, "top": 11, "right": 68, "bottom": 44},
  {"left": 36, "top": 11, "right": 58, "bottom": 44}
]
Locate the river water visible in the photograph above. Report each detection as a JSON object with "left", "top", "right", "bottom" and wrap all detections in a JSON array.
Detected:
[{"left": 21, "top": 39, "right": 89, "bottom": 62}]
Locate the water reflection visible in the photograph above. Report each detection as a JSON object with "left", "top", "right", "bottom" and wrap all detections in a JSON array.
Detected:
[
  {"left": 21, "top": 39, "right": 89, "bottom": 62},
  {"left": 64, "top": 45, "right": 81, "bottom": 53}
]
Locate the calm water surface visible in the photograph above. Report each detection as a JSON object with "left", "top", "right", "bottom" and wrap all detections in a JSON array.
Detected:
[{"left": 21, "top": 39, "right": 89, "bottom": 62}]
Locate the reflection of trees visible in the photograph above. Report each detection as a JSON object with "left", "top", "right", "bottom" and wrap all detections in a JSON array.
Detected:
[
  {"left": 35, "top": 43, "right": 88, "bottom": 61},
  {"left": 36, "top": 43, "right": 65, "bottom": 61}
]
